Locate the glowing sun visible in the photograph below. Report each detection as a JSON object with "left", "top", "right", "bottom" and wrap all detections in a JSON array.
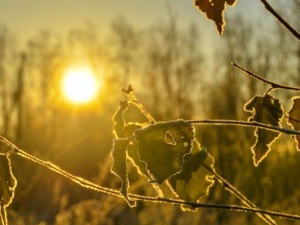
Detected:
[{"left": 62, "top": 67, "right": 98, "bottom": 104}]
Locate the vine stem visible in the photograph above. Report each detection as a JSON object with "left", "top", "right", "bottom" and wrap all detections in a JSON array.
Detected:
[
  {"left": 259, "top": 0, "right": 300, "bottom": 40},
  {"left": 1, "top": 136, "right": 300, "bottom": 221},
  {"left": 187, "top": 119, "right": 300, "bottom": 136},
  {"left": 232, "top": 62, "right": 300, "bottom": 91}
]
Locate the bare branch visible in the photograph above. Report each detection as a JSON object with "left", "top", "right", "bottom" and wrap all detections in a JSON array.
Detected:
[
  {"left": 260, "top": 0, "right": 300, "bottom": 40},
  {"left": 139, "top": 196, "right": 300, "bottom": 221},
  {"left": 187, "top": 119, "right": 300, "bottom": 136},
  {"left": 201, "top": 163, "right": 276, "bottom": 224},
  {"left": 1, "top": 136, "right": 300, "bottom": 221},
  {"left": 232, "top": 62, "right": 300, "bottom": 91}
]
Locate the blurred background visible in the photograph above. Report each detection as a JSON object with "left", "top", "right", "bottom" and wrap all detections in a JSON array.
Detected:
[{"left": 0, "top": 0, "right": 300, "bottom": 224}]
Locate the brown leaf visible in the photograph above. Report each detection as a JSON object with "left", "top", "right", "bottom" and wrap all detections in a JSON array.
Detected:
[
  {"left": 194, "top": 0, "right": 237, "bottom": 35},
  {"left": 244, "top": 95, "right": 283, "bottom": 166},
  {"left": 111, "top": 139, "right": 136, "bottom": 207},
  {"left": 288, "top": 96, "right": 300, "bottom": 151}
]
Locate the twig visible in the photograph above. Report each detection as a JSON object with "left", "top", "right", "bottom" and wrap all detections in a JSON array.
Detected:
[
  {"left": 187, "top": 119, "right": 300, "bottom": 136},
  {"left": 259, "top": 0, "right": 300, "bottom": 40},
  {"left": 122, "top": 85, "right": 156, "bottom": 123},
  {"left": 202, "top": 163, "right": 276, "bottom": 225},
  {"left": 232, "top": 62, "right": 300, "bottom": 91},
  {"left": 0, "top": 206, "right": 7, "bottom": 225},
  {"left": 1, "top": 136, "right": 300, "bottom": 221},
  {"left": 0, "top": 137, "right": 119, "bottom": 197},
  {"left": 137, "top": 196, "right": 300, "bottom": 221}
]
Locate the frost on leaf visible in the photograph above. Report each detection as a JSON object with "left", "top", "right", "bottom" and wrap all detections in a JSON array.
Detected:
[
  {"left": 112, "top": 100, "right": 144, "bottom": 138},
  {"left": 110, "top": 139, "right": 136, "bottom": 207},
  {"left": 244, "top": 95, "right": 283, "bottom": 166},
  {"left": 288, "top": 96, "right": 300, "bottom": 151},
  {"left": 111, "top": 101, "right": 163, "bottom": 195},
  {"left": 135, "top": 120, "right": 195, "bottom": 184},
  {"left": 194, "top": 0, "right": 236, "bottom": 35},
  {"left": 127, "top": 141, "right": 149, "bottom": 178},
  {"left": 112, "top": 101, "right": 149, "bottom": 178},
  {"left": 0, "top": 155, "right": 17, "bottom": 224},
  {"left": 127, "top": 141, "right": 164, "bottom": 197},
  {"left": 168, "top": 142, "right": 215, "bottom": 211},
  {"left": 112, "top": 100, "right": 129, "bottom": 138}
]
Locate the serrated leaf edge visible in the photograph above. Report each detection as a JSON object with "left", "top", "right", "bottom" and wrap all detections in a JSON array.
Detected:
[
  {"left": 287, "top": 96, "right": 300, "bottom": 151},
  {"left": 0, "top": 155, "right": 17, "bottom": 225},
  {"left": 244, "top": 95, "right": 284, "bottom": 166},
  {"left": 0, "top": 155, "right": 17, "bottom": 208},
  {"left": 193, "top": 0, "right": 237, "bottom": 35},
  {"left": 110, "top": 138, "right": 136, "bottom": 207},
  {"left": 251, "top": 128, "right": 281, "bottom": 167},
  {"left": 166, "top": 152, "right": 215, "bottom": 212}
]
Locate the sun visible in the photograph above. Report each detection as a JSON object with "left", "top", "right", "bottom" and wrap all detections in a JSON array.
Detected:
[{"left": 62, "top": 67, "right": 98, "bottom": 104}]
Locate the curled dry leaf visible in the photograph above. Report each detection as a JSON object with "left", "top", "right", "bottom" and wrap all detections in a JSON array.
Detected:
[
  {"left": 0, "top": 155, "right": 17, "bottom": 224},
  {"left": 194, "top": 0, "right": 237, "bottom": 35},
  {"left": 112, "top": 100, "right": 163, "bottom": 196},
  {"left": 288, "top": 96, "right": 300, "bottom": 151},
  {"left": 110, "top": 139, "right": 136, "bottom": 207},
  {"left": 244, "top": 95, "right": 283, "bottom": 166},
  {"left": 112, "top": 100, "right": 129, "bottom": 138}
]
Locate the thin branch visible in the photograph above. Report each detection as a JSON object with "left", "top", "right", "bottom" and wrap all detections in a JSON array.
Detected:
[
  {"left": 187, "top": 119, "right": 300, "bottom": 136},
  {"left": 0, "top": 206, "right": 7, "bottom": 225},
  {"left": 122, "top": 85, "right": 156, "bottom": 124},
  {"left": 232, "top": 62, "right": 300, "bottom": 91},
  {"left": 0, "top": 137, "right": 119, "bottom": 197},
  {"left": 259, "top": 0, "right": 300, "bottom": 40},
  {"left": 1, "top": 136, "right": 300, "bottom": 221},
  {"left": 286, "top": 115, "right": 300, "bottom": 124},
  {"left": 139, "top": 196, "right": 300, "bottom": 221},
  {"left": 202, "top": 163, "right": 276, "bottom": 225}
]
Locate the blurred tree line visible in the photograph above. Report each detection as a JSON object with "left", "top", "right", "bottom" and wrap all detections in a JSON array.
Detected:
[{"left": 1, "top": 1, "right": 300, "bottom": 224}]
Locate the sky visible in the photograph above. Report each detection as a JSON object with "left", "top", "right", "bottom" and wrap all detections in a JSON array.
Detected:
[
  {"left": 0, "top": 0, "right": 273, "bottom": 89},
  {"left": 0, "top": 0, "right": 264, "bottom": 44}
]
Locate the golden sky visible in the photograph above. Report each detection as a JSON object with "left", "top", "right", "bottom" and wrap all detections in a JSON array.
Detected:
[{"left": 0, "top": 0, "right": 262, "bottom": 42}]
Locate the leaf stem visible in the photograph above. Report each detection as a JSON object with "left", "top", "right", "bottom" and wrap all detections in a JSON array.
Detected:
[
  {"left": 187, "top": 119, "right": 300, "bottom": 136},
  {"left": 0, "top": 136, "right": 300, "bottom": 221},
  {"left": 232, "top": 62, "right": 300, "bottom": 91},
  {"left": 259, "top": 0, "right": 300, "bottom": 40}
]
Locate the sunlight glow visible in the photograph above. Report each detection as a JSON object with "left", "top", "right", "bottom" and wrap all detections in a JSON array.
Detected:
[{"left": 62, "top": 67, "right": 98, "bottom": 104}]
